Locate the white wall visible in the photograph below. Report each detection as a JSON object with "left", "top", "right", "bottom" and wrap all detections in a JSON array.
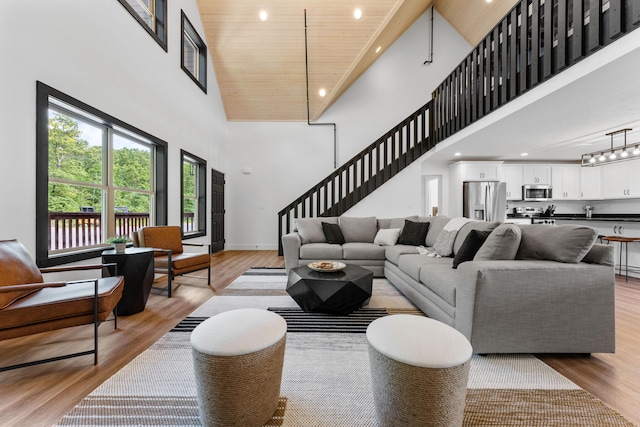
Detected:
[
  {"left": 226, "top": 10, "right": 471, "bottom": 248},
  {"left": 0, "top": 0, "right": 228, "bottom": 257}
]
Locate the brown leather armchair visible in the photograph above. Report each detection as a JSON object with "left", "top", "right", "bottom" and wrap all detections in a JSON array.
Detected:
[
  {"left": 0, "top": 239, "right": 124, "bottom": 372},
  {"left": 132, "top": 226, "right": 211, "bottom": 297}
]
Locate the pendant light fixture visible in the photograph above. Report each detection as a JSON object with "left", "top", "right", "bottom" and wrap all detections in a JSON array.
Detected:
[{"left": 581, "top": 128, "right": 639, "bottom": 166}]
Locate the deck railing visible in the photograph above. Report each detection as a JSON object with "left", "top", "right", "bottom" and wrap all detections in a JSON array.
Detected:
[{"left": 48, "top": 212, "right": 194, "bottom": 251}]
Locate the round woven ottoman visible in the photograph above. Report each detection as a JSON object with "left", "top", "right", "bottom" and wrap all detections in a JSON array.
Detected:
[
  {"left": 190, "top": 308, "right": 287, "bottom": 427},
  {"left": 366, "top": 315, "right": 473, "bottom": 427}
]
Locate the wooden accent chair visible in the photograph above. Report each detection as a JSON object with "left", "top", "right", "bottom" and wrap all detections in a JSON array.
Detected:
[
  {"left": 132, "top": 226, "right": 211, "bottom": 297},
  {"left": 0, "top": 239, "right": 124, "bottom": 372}
]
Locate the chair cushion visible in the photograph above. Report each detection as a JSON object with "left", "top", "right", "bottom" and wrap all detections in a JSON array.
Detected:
[
  {"left": 0, "top": 240, "right": 44, "bottom": 309},
  {"left": 419, "top": 260, "right": 457, "bottom": 307},
  {"left": 0, "top": 277, "right": 124, "bottom": 335},
  {"left": 140, "top": 226, "right": 184, "bottom": 255},
  {"left": 385, "top": 245, "right": 420, "bottom": 264}
]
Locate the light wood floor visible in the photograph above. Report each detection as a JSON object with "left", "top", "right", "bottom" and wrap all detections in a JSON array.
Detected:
[{"left": 0, "top": 250, "right": 639, "bottom": 426}]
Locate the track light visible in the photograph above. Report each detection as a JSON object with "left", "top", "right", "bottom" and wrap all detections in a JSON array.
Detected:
[{"left": 581, "top": 128, "right": 638, "bottom": 166}]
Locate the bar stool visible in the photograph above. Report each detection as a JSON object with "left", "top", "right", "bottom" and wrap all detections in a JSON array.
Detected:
[{"left": 601, "top": 236, "right": 640, "bottom": 282}]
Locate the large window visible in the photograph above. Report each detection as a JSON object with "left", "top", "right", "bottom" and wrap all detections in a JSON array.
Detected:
[
  {"left": 181, "top": 150, "right": 206, "bottom": 238},
  {"left": 36, "top": 82, "right": 167, "bottom": 267},
  {"left": 181, "top": 11, "right": 207, "bottom": 93},
  {"left": 117, "top": 0, "right": 167, "bottom": 51}
]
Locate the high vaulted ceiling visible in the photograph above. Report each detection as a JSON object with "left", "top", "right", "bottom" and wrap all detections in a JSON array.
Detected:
[{"left": 195, "top": 0, "right": 518, "bottom": 122}]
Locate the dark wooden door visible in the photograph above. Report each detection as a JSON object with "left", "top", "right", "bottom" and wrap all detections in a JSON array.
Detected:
[{"left": 210, "top": 169, "right": 225, "bottom": 253}]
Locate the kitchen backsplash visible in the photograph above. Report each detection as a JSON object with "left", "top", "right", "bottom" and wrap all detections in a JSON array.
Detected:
[{"left": 507, "top": 199, "right": 640, "bottom": 215}]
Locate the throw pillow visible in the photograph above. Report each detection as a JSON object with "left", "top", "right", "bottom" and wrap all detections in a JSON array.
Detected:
[
  {"left": 295, "top": 217, "right": 338, "bottom": 244},
  {"left": 474, "top": 223, "right": 522, "bottom": 261},
  {"left": 322, "top": 222, "right": 345, "bottom": 244},
  {"left": 432, "top": 217, "right": 471, "bottom": 257},
  {"left": 374, "top": 228, "right": 401, "bottom": 246},
  {"left": 397, "top": 220, "right": 430, "bottom": 246},
  {"left": 516, "top": 224, "right": 598, "bottom": 263},
  {"left": 452, "top": 229, "right": 492, "bottom": 268}
]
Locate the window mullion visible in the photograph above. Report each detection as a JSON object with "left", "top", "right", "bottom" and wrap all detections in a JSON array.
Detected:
[{"left": 105, "top": 127, "right": 115, "bottom": 240}]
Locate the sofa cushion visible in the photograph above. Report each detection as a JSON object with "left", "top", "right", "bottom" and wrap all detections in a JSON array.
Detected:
[
  {"left": 433, "top": 218, "right": 471, "bottom": 257},
  {"left": 419, "top": 260, "right": 457, "bottom": 307},
  {"left": 452, "top": 221, "right": 500, "bottom": 256},
  {"left": 397, "top": 220, "right": 430, "bottom": 246},
  {"left": 322, "top": 222, "right": 345, "bottom": 244},
  {"left": 516, "top": 224, "right": 598, "bottom": 263},
  {"left": 397, "top": 254, "right": 433, "bottom": 282},
  {"left": 452, "top": 229, "right": 492, "bottom": 269},
  {"left": 374, "top": 228, "right": 401, "bottom": 246},
  {"left": 342, "top": 243, "right": 386, "bottom": 260},
  {"left": 385, "top": 245, "right": 420, "bottom": 264},
  {"left": 377, "top": 216, "right": 418, "bottom": 229},
  {"left": 423, "top": 216, "right": 451, "bottom": 247},
  {"left": 474, "top": 223, "right": 522, "bottom": 261},
  {"left": 299, "top": 243, "right": 343, "bottom": 259},
  {"left": 295, "top": 217, "right": 338, "bottom": 244},
  {"left": 339, "top": 216, "right": 378, "bottom": 243}
]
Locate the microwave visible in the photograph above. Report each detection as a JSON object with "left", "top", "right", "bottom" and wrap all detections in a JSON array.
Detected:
[{"left": 522, "top": 184, "right": 552, "bottom": 201}]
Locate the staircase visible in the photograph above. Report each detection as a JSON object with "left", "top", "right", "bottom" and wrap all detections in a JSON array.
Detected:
[{"left": 278, "top": 0, "right": 640, "bottom": 254}]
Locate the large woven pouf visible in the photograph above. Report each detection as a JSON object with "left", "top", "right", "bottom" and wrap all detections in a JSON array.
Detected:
[
  {"left": 366, "top": 315, "right": 473, "bottom": 427},
  {"left": 190, "top": 308, "right": 287, "bottom": 427}
]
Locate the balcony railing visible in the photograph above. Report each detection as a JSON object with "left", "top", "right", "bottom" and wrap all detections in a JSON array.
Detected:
[{"left": 48, "top": 212, "right": 195, "bottom": 251}]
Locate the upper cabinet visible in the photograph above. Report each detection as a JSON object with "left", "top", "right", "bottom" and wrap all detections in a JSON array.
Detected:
[
  {"left": 552, "top": 166, "right": 580, "bottom": 200},
  {"left": 462, "top": 162, "right": 501, "bottom": 181},
  {"left": 522, "top": 165, "right": 552, "bottom": 185},
  {"left": 580, "top": 167, "right": 602, "bottom": 200},
  {"left": 602, "top": 161, "right": 640, "bottom": 199},
  {"left": 502, "top": 165, "right": 523, "bottom": 200}
]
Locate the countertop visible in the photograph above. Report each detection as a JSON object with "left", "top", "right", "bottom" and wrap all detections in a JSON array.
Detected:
[{"left": 534, "top": 214, "right": 640, "bottom": 222}]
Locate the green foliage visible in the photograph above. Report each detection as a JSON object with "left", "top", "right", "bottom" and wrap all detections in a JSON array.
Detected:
[{"left": 48, "top": 112, "right": 152, "bottom": 213}]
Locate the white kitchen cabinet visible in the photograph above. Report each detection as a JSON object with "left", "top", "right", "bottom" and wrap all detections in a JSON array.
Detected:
[
  {"left": 502, "top": 165, "right": 523, "bottom": 200},
  {"left": 463, "top": 163, "right": 501, "bottom": 180},
  {"left": 602, "top": 162, "right": 633, "bottom": 199},
  {"left": 580, "top": 166, "right": 602, "bottom": 200},
  {"left": 522, "top": 165, "right": 551, "bottom": 185},
  {"left": 552, "top": 165, "right": 580, "bottom": 200}
]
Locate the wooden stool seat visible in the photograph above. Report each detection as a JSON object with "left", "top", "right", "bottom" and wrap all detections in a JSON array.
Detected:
[{"left": 601, "top": 236, "right": 640, "bottom": 282}]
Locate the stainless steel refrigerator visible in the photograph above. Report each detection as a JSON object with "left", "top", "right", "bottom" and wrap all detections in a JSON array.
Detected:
[{"left": 462, "top": 181, "right": 507, "bottom": 222}]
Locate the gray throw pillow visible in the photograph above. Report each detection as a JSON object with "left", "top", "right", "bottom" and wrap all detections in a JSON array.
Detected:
[
  {"left": 339, "top": 216, "right": 378, "bottom": 243},
  {"left": 516, "top": 224, "right": 598, "bottom": 263},
  {"left": 474, "top": 223, "right": 522, "bottom": 261}
]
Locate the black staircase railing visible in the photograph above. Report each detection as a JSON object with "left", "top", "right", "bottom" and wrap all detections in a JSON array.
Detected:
[
  {"left": 432, "top": 0, "right": 640, "bottom": 143},
  {"left": 278, "top": 0, "right": 640, "bottom": 254},
  {"left": 278, "top": 103, "right": 432, "bottom": 254}
]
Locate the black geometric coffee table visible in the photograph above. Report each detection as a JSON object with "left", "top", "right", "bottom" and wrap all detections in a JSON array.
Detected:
[{"left": 286, "top": 264, "right": 374, "bottom": 315}]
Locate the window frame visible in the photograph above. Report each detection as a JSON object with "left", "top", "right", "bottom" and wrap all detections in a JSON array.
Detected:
[
  {"left": 117, "top": 0, "right": 168, "bottom": 51},
  {"left": 36, "top": 81, "right": 168, "bottom": 267},
  {"left": 180, "top": 149, "right": 207, "bottom": 239},
  {"left": 181, "top": 10, "right": 208, "bottom": 93}
]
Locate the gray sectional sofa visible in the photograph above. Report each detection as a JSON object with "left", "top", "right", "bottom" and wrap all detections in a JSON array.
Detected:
[{"left": 281, "top": 215, "right": 616, "bottom": 354}]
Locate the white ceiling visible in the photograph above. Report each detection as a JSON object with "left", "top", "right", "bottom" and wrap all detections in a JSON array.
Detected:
[{"left": 426, "top": 29, "right": 640, "bottom": 164}]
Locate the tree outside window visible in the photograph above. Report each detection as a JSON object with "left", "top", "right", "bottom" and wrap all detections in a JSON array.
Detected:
[{"left": 181, "top": 150, "right": 206, "bottom": 238}]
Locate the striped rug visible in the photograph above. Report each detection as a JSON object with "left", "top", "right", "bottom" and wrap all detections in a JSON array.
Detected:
[{"left": 55, "top": 268, "right": 634, "bottom": 426}]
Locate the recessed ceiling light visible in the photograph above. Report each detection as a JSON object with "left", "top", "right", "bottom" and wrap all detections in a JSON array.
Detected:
[
  {"left": 354, "top": 8, "right": 362, "bottom": 20},
  {"left": 319, "top": 88, "right": 326, "bottom": 97},
  {"left": 259, "top": 10, "right": 268, "bottom": 21},
  {"left": 521, "top": 152, "right": 528, "bottom": 156},
  {"left": 375, "top": 46, "right": 381, "bottom": 53},
  {"left": 454, "top": 152, "right": 461, "bottom": 156},
  {"left": 486, "top": 0, "right": 493, "bottom": 3}
]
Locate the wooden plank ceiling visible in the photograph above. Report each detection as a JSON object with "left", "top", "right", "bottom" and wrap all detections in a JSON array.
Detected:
[{"left": 196, "top": 0, "right": 518, "bottom": 122}]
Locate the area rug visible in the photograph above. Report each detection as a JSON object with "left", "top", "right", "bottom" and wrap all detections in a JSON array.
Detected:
[{"left": 55, "top": 269, "right": 634, "bottom": 426}]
